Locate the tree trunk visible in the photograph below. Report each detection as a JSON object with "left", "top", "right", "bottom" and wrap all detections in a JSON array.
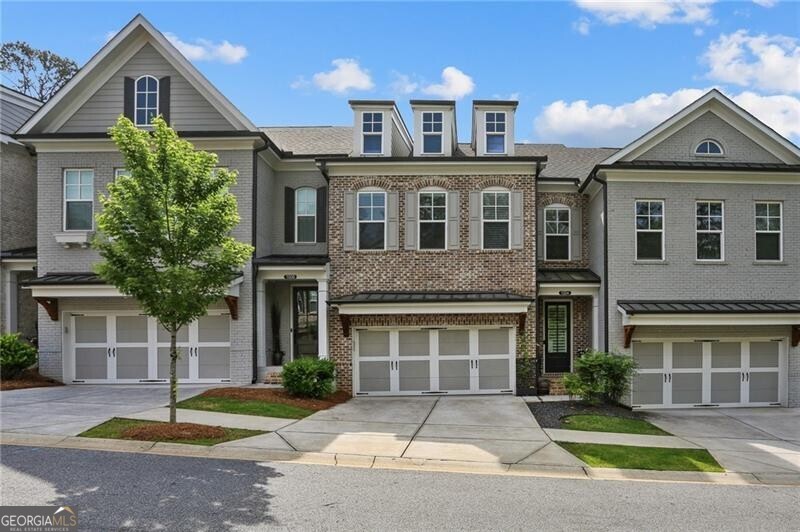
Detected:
[{"left": 169, "top": 329, "right": 178, "bottom": 424}]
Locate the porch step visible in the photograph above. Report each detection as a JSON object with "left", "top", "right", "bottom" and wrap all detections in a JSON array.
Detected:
[
  {"left": 265, "top": 372, "right": 283, "bottom": 385},
  {"left": 546, "top": 376, "right": 567, "bottom": 396}
]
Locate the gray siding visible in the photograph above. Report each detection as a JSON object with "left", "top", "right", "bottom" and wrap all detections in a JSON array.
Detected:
[
  {"left": 60, "top": 44, "right": 236, "bottom": 133},
  {"left": 390, "top": 119, "right": 411, "bottom": 157},
  {"left": 255, "top": 155, "right": 274, "bottom": 257},
  {"left": 636, "top": 111, "right": 782, "bottom": 163},
  {"left": 268, "top": 169, "right": 328, "bottom": 256},
  {"left": 0, "top": 97, "right": 37, "bottom": 134}
]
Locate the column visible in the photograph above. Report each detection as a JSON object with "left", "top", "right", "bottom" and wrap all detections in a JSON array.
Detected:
[
  {"left": 256, "top": 275, "right": 267, "bottom": 374},
  {"left": 317, "top": 279, "right": 329, "bottom": 359},
  {"left": 591, "top": 292, "right": 599, "bottom": 351}
]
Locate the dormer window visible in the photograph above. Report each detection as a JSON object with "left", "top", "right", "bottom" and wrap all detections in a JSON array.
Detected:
[
  {"left": 135, "top": 75, "right": 159, "bottom": 126},
  {"left": 362, "top": 112, "right": 383, "bottom": 154},
  {"left": 422, "top": 112, "right": 443, "bottom": 154},
  {"left": 695, "top": 139, "right": 723, "bottom": 156},
  {"left": 486, "top": 112, "right": 506, "bottom": 154}
]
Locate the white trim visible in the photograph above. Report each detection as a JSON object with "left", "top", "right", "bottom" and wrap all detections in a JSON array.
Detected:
[
  {"left": 543, "top": 204, "right": 571, "bottom": 261},
  {"left": 543, "top": 299, "right": 573, "bottom": 374},
  {"left": 695, "top": 200, "right": 724, "bottom": 262},
  {"left": 417, "top": 188, "right": 447, "bottom": 250},
  {"left": 754, "top": 201, "right": 783, "bottom": 262},
  {"left": 601, "top": 168, "right": 800, "bottom": 185},
  {"left": 537, "top": 284, "right": 599, "bottom": 297},
  {"left": 26, "top": 137, "right": 259, "bottom": 153},
  {"left": 294, "top": 187, "right": 317, "bottom": 244},
  {"left": 485, "top": 111, "right": 507, "bottom": 155},
  {"left": 63, "top": 169, "right": 94, "bottom": 232},
  {"left": 481, "top": 188, "right": 511, "bottom": 250},
  {"left": 694, "top": 138, "right": 725, "bottom": 157},
  {"left": 361, "top": 111, "right": 384, "bottom": 156},
  {"left": 357, "top": 189, "right": 387, "bottom": 251},
  {"left": 28, "top": 277, "right": 244, "bottom": 299},
  {"left": 134, "top": 75, "right": 159, "bottom": 126},
  {"left": 634, "top": 199, "right": 665, "bottom": 262},
  {"left": 334, "top": 300, "right": 531, "bottom": 315},
  {"left": 421, "top": 111, "right": 444, "bottom": 155},
  {"left": 617, "top": 306, "right": 800, "bottom": 326}
]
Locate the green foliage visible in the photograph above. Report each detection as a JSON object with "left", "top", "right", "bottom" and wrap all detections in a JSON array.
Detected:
[
  {"left": 562, "top": 350, "right": 636, "bottom": 405},
  {"left": 281, "top": 358, "right": 336, "bottom": 399},
  {"left": 0, "top": 333, "right": 38, "bottom": 378},
  {"left": 0, "top": 41, "right": 77, "bottom": 101}
]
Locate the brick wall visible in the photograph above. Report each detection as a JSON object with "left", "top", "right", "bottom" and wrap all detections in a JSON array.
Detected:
[
  {"left": 536, "top": 191, "right": 588, "bottom": 270},
  {"left": 0, "top": 143, "right": 37, "bottom": 252}
]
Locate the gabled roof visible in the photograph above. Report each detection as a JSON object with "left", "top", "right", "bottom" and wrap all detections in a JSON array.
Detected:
[
  {"left": 17, "top": 14, "right": 257, "bottom": 135},
  {"left": 601, "top": 89, "right": 800, "bottom": 166}
]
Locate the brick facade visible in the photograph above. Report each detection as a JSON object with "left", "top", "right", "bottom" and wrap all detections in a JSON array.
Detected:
[{"left": 536, "top": 191, "right": 588, "bottom": 270}]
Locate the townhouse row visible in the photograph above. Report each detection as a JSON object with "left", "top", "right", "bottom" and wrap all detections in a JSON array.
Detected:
[{"left": 1, "top": 15, "right": 798, "bottom": 408}]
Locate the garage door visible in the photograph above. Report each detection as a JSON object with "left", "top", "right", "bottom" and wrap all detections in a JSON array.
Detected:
[
  {"left": 355, "top": 327, "right": 515, "bottom": 395},
  {"left": 70, "top": 312, "right": 230, "bottom": 384},
  {"left": 631, "top": 339, "right": 783, "bottom": 408}
]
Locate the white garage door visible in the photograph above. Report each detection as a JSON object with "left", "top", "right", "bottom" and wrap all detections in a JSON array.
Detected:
[
  {"left": 355, "top": 327, "right": 515, "bottom": 396},
  {"left": 631, "top": 338, "right": 784, "bottom": 408},
  {"left": 70, "top": 311, "right": 231, "bottom": 384}
]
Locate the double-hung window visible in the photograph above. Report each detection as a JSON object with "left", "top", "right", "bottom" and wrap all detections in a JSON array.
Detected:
[
  {"left": 755, "top": 202, "right": 782, "bottom": 261},
  {"left": 696, "top": 201, "right": 724, "bottom": 261},
  {"left": 135, "top": 75, "right": 158, "bottom": 126},
  {"left": 482, "top": 190, "right": 510, "bottom": 249},
  {"left": 64, "top": 169, "right": 94, "bottom": 231},
  {"left": 544, "top": 206, "right": 570, "bottom": 261},
  {"left": 362, "top": 112, "right": 383, "bottom": 155},
  {"left": 295, "top": 188, "right": 316, "bottom": 243},
  {"left": 635, "top": 200, "right": 664, "bottom": 260},
  {"left": 422, "top": 112, "right": 443, "bottom": 154},
  {"left": 419, "top": 190, "right": 446, "bottom": 249},
  {"left": 485, "top": 112, "right": 506, "bottom": 154},
  {"left": 358, "top": 191, "right": 386, "bottom": 250},
  {"left": 114, "top": 169, "right": 131, "bottom": 179}
]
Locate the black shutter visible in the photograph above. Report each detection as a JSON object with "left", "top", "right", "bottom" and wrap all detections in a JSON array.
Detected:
[
  {"left": 123, "top": 77, "right": 135, "bottom": 121},
  {"left": 284, "top": 187, "right": 295, "bottom": 243},
  {"left": 316, "top": 186, "right": 328, "bottom": 243},
  {"left": 159, "top": 76, "right": 171, "bottom": 123}
]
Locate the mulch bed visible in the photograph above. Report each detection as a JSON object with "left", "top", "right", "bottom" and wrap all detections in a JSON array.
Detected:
[
  {"left": 528, "top": 400, "right": 645, "bottom": 429},
  {"left": 121, "top": 422, "right": 226, "bottom": 442},
  {"left": 200, "top": 387, "right": 350, "bottom": 411},
  {"left": 0, "top": 370, "right": 64, "bottom": 391}
]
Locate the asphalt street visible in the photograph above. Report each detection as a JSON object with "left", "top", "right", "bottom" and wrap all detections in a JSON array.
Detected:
[{"left": 1, "top": 445, "right": 798, "bottom": 531}]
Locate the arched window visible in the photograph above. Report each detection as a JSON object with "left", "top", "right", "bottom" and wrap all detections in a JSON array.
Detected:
[
  {"left": 357, "top": 187, "right": 386, "bottom": 250},
  {"left": 135, "top": 75, "right": 159, "bottom": 126},
  {"left": 695, "top": 139, "right": 723, "bottom": 156},
  {"left": 295, "top": 187, "right": 316, "bottom": 243},
  {"left": 481, "top": 186, "right": 510, "bottom": 249},
  {"left": 418, "top": 187, "right": 447, "bottom": 249},
  {"left": 544, "top": 204, "right": 570, "bottom": 261}
]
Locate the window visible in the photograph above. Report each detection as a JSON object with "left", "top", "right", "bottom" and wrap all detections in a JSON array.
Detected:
[
  {"left": 696, "top": 201, "right": 723, "bottom": 261},
  {"left": 295, "top": 188, "right": 316, "bottom": 243},
  {"left": 358, "top": 191, "right": 386, "bottom": 250},
  {"left": 64, "top": 169, "right": 94, "bottom": 231},
  {"left": 485, "top": 112, "right": 506, "bottom": 154},
  {"left": 135, "top": 75, "right": 158, "bottom": 126},
  {"left": 422, "top": 112, "right": 443, "bottom": 154},
  {"left": 482, "top": 190, "right": 510, "bottom": 249},
  {"left": 419, "top": 190, "right": 446, "bottom": 249},
  {"left": 635, "top": 200, "right": 664, "bottom": 260},
  {"left": 362, "top": 112, "right": 383, "bottom": 154},
  {"left": 544, "top": 206, "right": 570, "bottom": 261},
  {"left": 695, "top": 139, "right": 723, "bottom": 156},
  {"left": 755, "top": 202, "right": 782, "bottom": 261},
  {"left": 114, "top": 169, "right": 131, "bottom": 179}
]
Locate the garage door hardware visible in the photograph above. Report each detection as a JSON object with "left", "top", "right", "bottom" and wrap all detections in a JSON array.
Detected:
[{"left": 106, "top": 348, "right": 116, "bottom": 357}]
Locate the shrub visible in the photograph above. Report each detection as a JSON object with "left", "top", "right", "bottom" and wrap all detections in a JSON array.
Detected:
[
  {"left": 0, "top": 333, "right": 38, "bottom": 379},
  {"left": 562, "top": 350, "right": 636, "bottom": 405},
  {"left": 281, "top": 358, "right": 336, "bottom": 398}
]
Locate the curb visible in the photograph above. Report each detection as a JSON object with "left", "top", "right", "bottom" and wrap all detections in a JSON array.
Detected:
[{"left": 2, "top": 432, "right": 798, "bottom": 486}]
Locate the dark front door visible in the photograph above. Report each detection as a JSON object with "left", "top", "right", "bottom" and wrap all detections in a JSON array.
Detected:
[
  {"left": 293, "top": 287, "right": 318, "bottom": 360},
  {"left": 544, "top": 302, "right": 571, "bottom": 373}
]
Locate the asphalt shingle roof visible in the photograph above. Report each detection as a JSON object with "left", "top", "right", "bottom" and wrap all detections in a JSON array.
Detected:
[
  {"left": 618, "top": 300, "right": 800, "bottom": 314},
  {"left": 261, "top": 126, "right": 353, "bottom": 156}
]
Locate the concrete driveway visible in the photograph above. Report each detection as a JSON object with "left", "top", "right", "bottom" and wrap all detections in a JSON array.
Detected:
[
  {"left": 271, "top": 395, "right": 583, "bottom": 466},
  {"left": 647, "top": 408, "right": 800, "bottom": 474},
  {"left": 0, "top": 385, "right": 212, "bottom": 436}
]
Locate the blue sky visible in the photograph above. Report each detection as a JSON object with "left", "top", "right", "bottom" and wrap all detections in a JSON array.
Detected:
[{"left": 2, "top": 1, "right": 799, "bottom": 146}]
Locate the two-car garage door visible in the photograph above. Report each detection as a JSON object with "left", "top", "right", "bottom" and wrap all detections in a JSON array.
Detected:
[
  {"left": 69, "top": 311, "right": 231, "bottom": 383},
  {"left": 355, "top": 327, "right": 516, "bottom": 395},
  {"left": 631, "top": 338, "right": 785, "bottom": 408}
]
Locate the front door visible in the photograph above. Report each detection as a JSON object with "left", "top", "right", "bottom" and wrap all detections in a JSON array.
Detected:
[
  {"left": 544, "top": 302, "right": 571, "bottom": 373},
  {"left": 293, "top": 287, "right": 318, "bottom": 360}
]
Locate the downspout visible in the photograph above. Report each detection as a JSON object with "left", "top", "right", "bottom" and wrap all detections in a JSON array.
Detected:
[
  {"left": 594, "top": 174, "right": 609, "bottom": 352},
  {"left": 251, "top": 139, "right": 271, "bottom": 383}
]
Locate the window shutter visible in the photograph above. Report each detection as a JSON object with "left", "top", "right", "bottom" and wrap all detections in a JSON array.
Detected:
[
  {"left": 404, "top": 192, "right": 417, "bottom": 250},
  {"left": 571, "top": 204, "right": 582, "bottom": 261},
  {"left": 316, "top": 186, "right": 327, "bottom": 243},
  {"left": 123, "top": 77, "right": 135, "bottom": 121},
  {"left": 510, "top": 191, "right": 523, "bottom": 249},
  {"left": 387, "top": 192, "right": 399, "bottom": 250},
  {"left": 284, "top": 187, "right": 295, "bottom": 243},
  {"left": 447, "top": 191, "right": 460, "bottom": 250},
  {"left": 343, "top": 192, "right": 356, "bottom": 251},
  {"left": 159, "top": 76, "right": 171, "bottom": 123},
  {"left": 536, "top": 205, "right": 544, "bottom": 260},
  {"left": 469, "top": 191, "right": 481, "bottom": 249}
]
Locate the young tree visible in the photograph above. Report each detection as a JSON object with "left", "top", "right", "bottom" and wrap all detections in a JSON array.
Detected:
[
  {"left": 96, "top": 116, "right": 252, "bottom": 422},
  {"left": 0, "top": 41, "right": 78, "bottom": 101}
]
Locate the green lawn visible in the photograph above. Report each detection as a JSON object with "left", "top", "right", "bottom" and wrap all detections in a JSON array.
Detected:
[
  {"left": 559, "top": 442, "right": 725, "bottom": 472},
  {"left": 79, "top": 417, "right": 264, "bottom": 446},
  {"left": 176, "top": 395, "right": 313, "bottom": 419},
  {"left": 561, "top": 414, "right": 671, "bottom": 436}
]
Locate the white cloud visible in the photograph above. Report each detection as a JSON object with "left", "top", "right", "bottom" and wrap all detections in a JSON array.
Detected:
[
  {"left": 310, "top": 58, "right": 374, "bottom": 94},
  {"left": 752, "top": 0, "right": 777, "bottom": 7},
  {"left": 704, "top": 30, "right": 800, "bottom": 93},
  {"left": 492, "top": 92, "right": 521, "bottom": 101},
  {"left": 421, "top": 67, "right": 475, "bottom": 99},
  {"left": 289, "top": 76, "right": 311, "bottom": 90},
  {"left": 694, "top": 27, "right": 705, "bottom": 36},
  {"left": 573, "top": 17, "right": 591, "bottom": 35},
  {"left": 389, "top": 72, "right": 419, "bottom": 95},
  {"left": 574, "top": 0, "right": 716, "bottom": 28},
  {"left": 164, "top": 32, "right": 247, "bottom": 64},
  {"left": 534, "top": 88, "right": 800, "bottom": 147}
]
